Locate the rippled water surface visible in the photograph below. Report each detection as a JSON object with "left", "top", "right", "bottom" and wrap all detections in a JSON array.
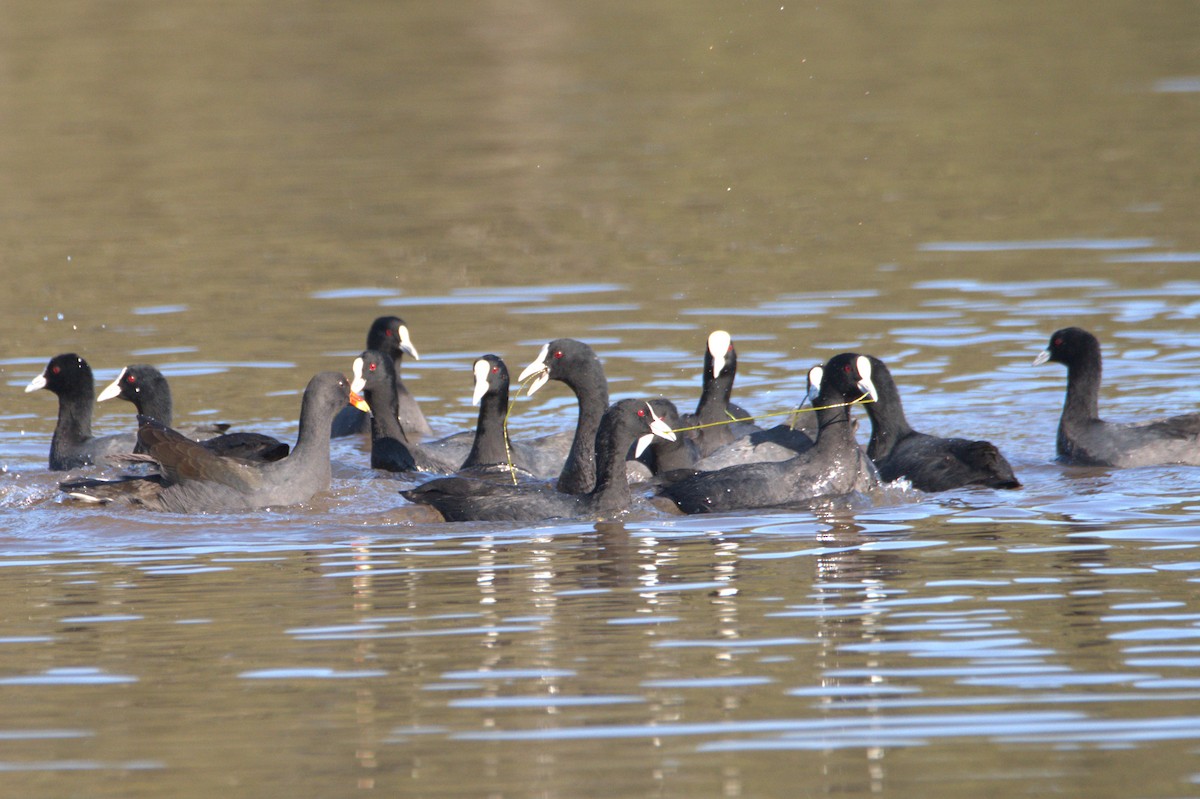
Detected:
[{"left": 1, "top": 1, "right": 1199, "bottom": 797}]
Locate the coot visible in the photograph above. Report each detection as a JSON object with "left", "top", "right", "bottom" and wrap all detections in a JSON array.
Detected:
[
  {"left": 331, "top": 316, "right": 430, "bottom": 439},
  {"left": 517, "top": 338, "right": 610, "bottom": 494},
  {"left": 350, "top": 351, "right": 458, "bottom": 474},
  {"left": 1034, "top": 326, "right": 1200, "bottom": 467},
  {"left": 25, "top": 353, "right": 135, "bottom": 471},
  {"left": 861, "top": 355, "right": 1019, "bottom": 490},
  {"left": 683, "top": 330, "right": 757, "bottom": 456},
  {"left": 98, "top": 364, "right": 290, "bottom": 462}
]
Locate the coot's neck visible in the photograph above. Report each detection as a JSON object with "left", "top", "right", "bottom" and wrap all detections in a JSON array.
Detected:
[
  {"left": 364, "top": 378, "right": 418, "bottom": 470},
  {"left": 50, "top": 388, "right": 95, "bottom": 466},
  {"left": 862, "top": 369, "right": 912, "bottom": 461},
  {"left": 557, "top": 364, "right": 610, "bottom": 495},
  {"left": 1063, "top": 353, "right": 1101, "bottom": 422},
  {"left": 134, "top": 378, "right": 174, "bottom": 427},
  {"left": 812, "top": 392, "right": 860, "bottom": 454},
  {"left": 693, "top": 359, "right": 737, "bottom": 453},
  {"left": 129, "top": 379, "right": 173, "bottom": 454},
  {"left": 586, "top": 409, "right": 635, "bottom": 513},
  {"left": 695, "top": 357, "right": 735, "bottom": 424},
  {"left": 464, "top": 382, "right": 512, "bottom": 469}
]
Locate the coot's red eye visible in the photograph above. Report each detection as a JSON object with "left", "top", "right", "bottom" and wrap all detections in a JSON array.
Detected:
[
  {"left": 1054, "top": 338, "right": 1062, "bottom": 346},
  {"left": 368, "top": 363, "right": 377, "bottom": 372},
  {"left": 553, "top": 350, "right": 564, "bottom": 359},
  {"left": 384, "top": 329, "right": 394, "bottom": 337},
  {"left": 844, "top": 364, "right": 852, "bottom": 374},
  {"left": 492, "top": 366, "right": 499, "bottom": 374},
  {"left": 127, "top": 375, "right": 137, "bottom": 384},
  {"left": 51, "top": 366, "right": 60, "bottom": 375},
  {"left": 637, "top": 408, "right": 646, "bottom": 418}
]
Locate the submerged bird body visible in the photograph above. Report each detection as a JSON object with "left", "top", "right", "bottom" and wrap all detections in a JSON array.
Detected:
[
  {"left": 1035, "top": 327, "right": 1200, "bottom": 468},
  {"left": 690, "top": 363, "right": 821, "bottom": 471},
  {"left": 863, "top": 356, "right": 1019, "bottom": 491},
  {"left": 658, "top": 354, "right": 879, "bottom": 514}
]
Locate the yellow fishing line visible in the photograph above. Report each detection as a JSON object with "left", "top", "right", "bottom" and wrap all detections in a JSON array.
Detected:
[{"left": 669, "top": 394, "right": 874, "bottom": 434}]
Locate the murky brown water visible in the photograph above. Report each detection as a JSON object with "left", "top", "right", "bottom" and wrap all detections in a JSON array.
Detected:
[{"left": 1, "top": 1, "right": 1199, "bottom": 796}]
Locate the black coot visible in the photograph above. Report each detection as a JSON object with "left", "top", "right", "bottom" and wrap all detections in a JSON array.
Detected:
[
  {"left": 98, "top": 364, "right": 290, "bottom": 462},
  {"left": 331, "top": 316, "right": 430, "bottom": 439},
  {"left": 682, "top": 330, "right": 758, "bottom": 456},
  {"left": 657, "top": 353, "right": 879, "bottom": 514},
  {"left": 25, "top": 353, "right": 135, "bottom": 471},
  {"left": 517, "top": 338, "right": 610, "bottom": 494},
  {"left": 350, "top": 351, "right": 458, "bottom": 474},
  {"left": 455, "top": 354, "right": 567, "bottom": 477},
  {"left": 861, "top": 355, "right": 1019, "bottom": 491},
  {"left": 1034, "top": 326, "right": 1200, "bottom": 467},
  {"left": 400, "top": 399, "right": 676, "bottom": 522}
]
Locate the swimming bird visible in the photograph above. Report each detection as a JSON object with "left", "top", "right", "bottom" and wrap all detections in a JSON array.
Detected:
[
  {"left": 331, "top": 316, "right": 430, "bottom": 439},
  {"left": 657, "top": 353, "right": 880, "bottom": 514},
  {"left": 60, "top": 372, "right": 353, "bottom": 512},
  {"left": 399, "top": 399, "right": 676, "bottom": 522},
  {"left": 861, "top": 355, "right": 1019, "bottom": 490},
  {"left": 455, "top": 354, "right": 567, "bottom": 477},
  {"left": 25, "top": 353, "right": 135, "bottom": 471},
  {"left": 349, "top": 351, "right": 458, "bottom": 474},
  {"left": 517, "top": 338, "right": 610, "bottom": 494},
  {"left": 1034, "top": 326, "right": 1200, "bottom": 467},
  {"left": 683, "top": 330, "right": 758, "bottom": 457},
  {"left": 98, "top": 364, "right": 290, "bottom": 462}
]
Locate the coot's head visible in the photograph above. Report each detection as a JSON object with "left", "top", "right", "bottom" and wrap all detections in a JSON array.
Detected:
[
  {"left": 367, "top": 316, "right": 420, "bottom": 361},
  {"left": 517, "top": 338, "right": 601, "bottom": 396},
  {"left": 472, "top": 355, "right": 509, "bottom": 406},
  {"left": 1033, "top": 327, "right": 1100, "bottom": 368},
  {"left": 25, "top": 353, "right": 94, "bottom": 398},
  {"left": 705, "top": 330, "right": 735, "bottom": 379},
  {"left": 97, "top": 364, "right": 167, "bottom": 406},
  {"left": 349, "top": 350, "right": 394, "bottom": 412},
  {"left": 819, "top": 353, "right": 878, "bottom": 405}
]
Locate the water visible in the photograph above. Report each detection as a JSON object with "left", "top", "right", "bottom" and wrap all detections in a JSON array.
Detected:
[{"left": 1, "top": 1, "right": 1199, "bottom": 796}]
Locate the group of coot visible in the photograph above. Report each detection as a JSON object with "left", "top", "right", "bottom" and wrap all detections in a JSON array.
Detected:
[{"left": 22, "top": 318, "right": 1200, "bottom": 520}]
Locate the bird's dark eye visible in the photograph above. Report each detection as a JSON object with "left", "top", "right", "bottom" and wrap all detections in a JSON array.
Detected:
[{"left": 553, "top": 350, "right": 564, "bottom": 359}]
